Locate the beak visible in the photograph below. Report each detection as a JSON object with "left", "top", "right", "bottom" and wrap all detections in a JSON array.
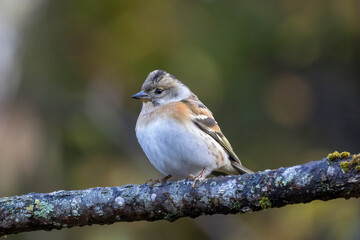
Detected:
[{"left": 131, "top": 90, "right": 150, "bottom": 102}]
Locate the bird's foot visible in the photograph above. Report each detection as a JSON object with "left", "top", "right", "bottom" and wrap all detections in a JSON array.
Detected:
[
  {"left": 186, "top": 174, "right": 196, "bottom": 181},
  {"left": 188, "top": 169, "right": 207, "bottom": 189},
  {"left": 146, "top": 175, "right": 172, "bottom": 188}
]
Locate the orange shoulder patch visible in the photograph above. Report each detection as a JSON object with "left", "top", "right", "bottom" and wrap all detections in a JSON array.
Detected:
[{"left": 159, "top": 101, "right": 190, "bottom": 123}]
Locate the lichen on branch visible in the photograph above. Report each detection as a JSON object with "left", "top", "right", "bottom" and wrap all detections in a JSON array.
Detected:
[{"left": 1, "top": 152, "right": 360, "bottom": 236}]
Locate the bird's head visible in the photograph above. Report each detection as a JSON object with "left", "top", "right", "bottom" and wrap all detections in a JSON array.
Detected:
[{"left": 132, "top": 70, "right": 191, "bottom": 106}]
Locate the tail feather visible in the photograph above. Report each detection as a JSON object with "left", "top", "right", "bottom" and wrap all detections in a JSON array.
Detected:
[
  {"left": 232, "top": 163, "right": 254, "bottom": 174},
  {"left": 212, "top": 163, "right": 254, "bottom": 176}
]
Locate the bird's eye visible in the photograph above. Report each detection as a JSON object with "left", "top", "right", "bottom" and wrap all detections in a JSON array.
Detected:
[{"left": 155, "top": 88, "right": 164, "bottom": 94}]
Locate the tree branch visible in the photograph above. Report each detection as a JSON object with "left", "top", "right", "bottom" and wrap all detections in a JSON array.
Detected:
[{"left": 1, "top": 153, "right": 360, "bottom": 236}]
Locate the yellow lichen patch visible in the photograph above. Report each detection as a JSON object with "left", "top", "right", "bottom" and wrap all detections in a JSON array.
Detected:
[
  {"left": 259, "top": 197, "right": 272, "bottom": 209},
  {"left": 34, "top": 199, "right": 40, "bottom": 208},
  {"left": 340, "top": 161, "right": 349, "bottom": 173},
  {"left": 26, "top": 204, "right": 34, "bottom": 211},
  {"left": 327, "top": 151, "right": 341, "bottom": 161},
  {"left": 350, "top": 155, "right": 360, "bottom": 165},
  {"left": 355, "top": 165, "right": 360, "bottom": 172},
  {"left": 340, "top": 151, "right": 350, "bottom": 159}
]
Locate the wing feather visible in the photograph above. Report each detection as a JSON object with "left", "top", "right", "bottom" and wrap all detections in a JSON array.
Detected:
[
  {"left": 192, "top": 118, "right": 239, "bottom": 163},
  {"left": 182, "top": 97, "right": 253, "bottom": 174}
]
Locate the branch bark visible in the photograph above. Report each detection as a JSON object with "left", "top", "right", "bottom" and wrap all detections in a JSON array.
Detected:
[{"left": 1, "top": 153, "right": 360, "bottom": 236}]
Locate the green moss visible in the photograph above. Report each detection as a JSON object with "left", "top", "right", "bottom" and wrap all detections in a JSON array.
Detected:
[
  {"left": 340, "top": 161, "right": 349, "bottom": 173},
  {"left": 355, "top": 165, "right": 360, "bottom": 172},
  {"left": 259, "top": 197, "right": 271, "bottom": 210},
  {"left": 230, "top": 200, "right": 242, "bottom": 211},
  {"left": 164, "top": 210, "right": 178, "bottom": 222},
  {"left": 327, "top": 151, "right": 341, "bottom": 161},
  {"left": 340, "top": 151, "right": 350, "bottom": 159},
  {"left": 163, "top": 213, "right": 172, "bottom": 221}
]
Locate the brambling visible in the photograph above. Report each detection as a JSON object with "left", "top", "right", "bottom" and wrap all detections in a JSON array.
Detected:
[{"left": 132, "top": 70, "right": 253, "bottom": 187}]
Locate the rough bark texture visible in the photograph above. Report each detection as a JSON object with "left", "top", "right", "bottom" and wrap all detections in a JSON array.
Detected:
[{"left": 1, "top": 154, "right": 360, "bottom": 236}]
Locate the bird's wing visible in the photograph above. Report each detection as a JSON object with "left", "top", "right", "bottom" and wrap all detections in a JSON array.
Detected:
[{"left": 181, "top": 97, "right": 253, "bottom": 174}]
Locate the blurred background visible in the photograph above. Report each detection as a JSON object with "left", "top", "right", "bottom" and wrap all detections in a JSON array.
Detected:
[{"left": 0, "top": 0, "right": 359, "bottom": 239}]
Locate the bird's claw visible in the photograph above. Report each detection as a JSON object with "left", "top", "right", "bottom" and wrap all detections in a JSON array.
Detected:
[
  {"left": 188, "top": 169, "right": 206, "bottom": 188},
  {"left": 186, "top": 174, "right": 196, "bottom": 181}
]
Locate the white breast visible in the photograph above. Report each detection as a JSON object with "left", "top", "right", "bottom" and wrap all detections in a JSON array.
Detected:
[{"left": 136, "top": 118, "right": 220, "bottom": 179}]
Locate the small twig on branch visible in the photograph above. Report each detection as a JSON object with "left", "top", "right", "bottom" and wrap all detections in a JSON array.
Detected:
[{"left": 1, "top": 152, "right": 359, "bottom": 236}]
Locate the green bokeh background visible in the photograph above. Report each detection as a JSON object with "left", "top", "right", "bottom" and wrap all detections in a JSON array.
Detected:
[{"left": 1, "top": 0, "right": 359, "bottom": 239}]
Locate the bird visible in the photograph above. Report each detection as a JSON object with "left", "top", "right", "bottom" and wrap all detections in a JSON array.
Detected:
[{"left": 132, "top": 70, "right": 253, "bottom": 187}]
